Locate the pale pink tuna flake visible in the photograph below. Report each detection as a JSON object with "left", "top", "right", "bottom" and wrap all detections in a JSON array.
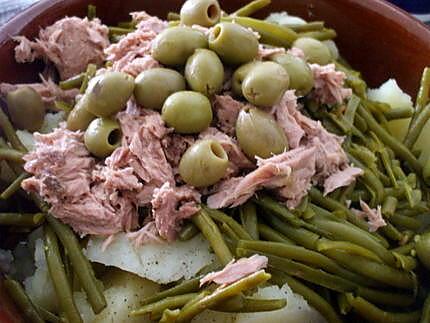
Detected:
[
  {"left": 151, "top": 182, "right": 201, "bottom": 242},
  {"left": 14, "top": 17, "right": 109, "bottom": 80},
  {"left": 287, "top": 47, "right": 306, "bottom": 60},
  {"left": 257, "top": 44, "right": 286, "bottom": 59},
  {"left": 323, "top": 166, "right": 363, "bottom": 195},
  {"left": 310, "top": 63, "right": 352, "bottom": 105},
  {"left": 200, "top": 254, "right": 268, "bottom": 287},
  {"left": 354, "top": 200, "right": 387, "bottom": 232},
  {"left": 212, "top": 95, "right": 244, "bottom": 136},
  {"left": 127, "top": 221, "right": 165, "bottom": 247},
  {"left": 119, "top": 55, "right": 160, "bottom": 77},
  {"left": 161, "top": 134, "right": 195, "bottom": 171}
]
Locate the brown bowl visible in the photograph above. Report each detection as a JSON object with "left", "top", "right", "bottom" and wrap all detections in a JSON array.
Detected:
[{"left": 0, "top": 0, "right": 429, "bottom": 319}]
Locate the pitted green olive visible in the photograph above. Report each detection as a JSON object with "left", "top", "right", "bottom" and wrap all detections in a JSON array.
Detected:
[
  {"left": 84, "top": 118, "right": 122, "bottom": 158},
  {"left": 231, "top": 61, "right": 261, "bottom": 97},
  {"left": 269, "top": 52, "right": 314, "bottom": 96},
  {"left": 180, "top": 0, "right": 221, "bottom": 27},
  {"left": 67, "top": 95, "right": 96, "bottom": 131},
  {"left": 242, "top": 61, "right": 289, "bottom": 107},
  {"left": 162, "top": 91, "right": 212, "bottom": 134},
  {"left": 85, "top": 72, "right": 134, "bottom": 117},
  {"left": 292, "top": 37, "right": 332, "bottom": 65},
  {"left": 179, "top": 139, "right": 228, "bottom": 187},
  {"left": 416, "top": 232, "right": 430, "bottom": 270},
  {"left": 6, "top": 86, "right": 45, "bottom": 132},
  {"left": 236, "top": 107, "right": 288, "bottom": 159},
  {"left": 185, "top": 49, "right": 224, "bottom": 96},
  {"left": 151, "top": 27, "right": 208, "bottom": 66},
  {"left": 208, "top": 22, "right": 259, "bottom": 65},
  {"left": 134, "top": 68, "right": 186, "bottom": 110}
]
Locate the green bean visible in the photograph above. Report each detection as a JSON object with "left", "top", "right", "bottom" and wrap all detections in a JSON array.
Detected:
[
  {"left": 391, "top": 214, "right": 422, "bottom": 231},
  {"left": 79, "top": 64, "right": 97, "bottom": 94},
  {"left": 192, "top": 209, "right": 233, "bottom": 265},
  {"left": 108, "top": 26, "right": 134, "bottom": 35},
  {"left": 423, "top": 155, "right": 430, "bottom": 185},
  {"left": 382, "top": 196, "right": 398, "bottom": 217},
  {"left": 391, "top": 242, "right": 415, "bottom": 255},
  {"left": 0, "top": 107, "right": 27, "bottom": 152},
  {"left": 346, "top": 294, "right": 421, "bottom": 323},
  {"left": 0, "top": 212, "right": 44, "bottom": 226},
  {"left": 411, "top": 67, "right": 430, "bottom": 125},
  {"left": 257, "top": 223, "right": 295, "bottom": 245},
  {"left": 36, "top": 305, "right": 65, "bottom": 323},
  {"left": 335, "top": 61, "right": 367, "bottom": 98},
  {"left": 354, "top": 113, "right": 369, "bottom": 133},
  {"left": 221, "top": 16, "right": 298, "bottom": 47},
  {"left": 141, "top": 278, "right": 200, "bottom": 307},
  {"left": 204, "top": 206, "right": 252, "bottom": 241},
  {"left": 239, "top": 201, "right": 259, "bottom": 239},
  {"left": 174, "top": 271, "right": 271, "bottom": 322},
  {"left": 46, "top": 215, "right": 106, "bottom": 313},
  {"left": 167, "top": 12, "right": 180, "bottom": 21},
  {"left": 212, "top": 296, "right": 286, "bottom": 312},
  {"left": 59, "top": 73, "right": 85, "bottom": 90},
  {"left": 0, "top": 172, "right": 29, "bottom": 199},
  {"left": 297, "top": 28, "right": 337, "bottom": 41},
  {"left": 238, "top": 248, "right": 356, "bottom": 293},
  {"left": 131, "top": 293, "right": 198, "bottom": 317},
  {"left": 44, "top": 226, "right": 82, "bottom": 323},
  {"left": 238, "top": 240, "right": 382, "bottom": 287},
  {"left": 54, "top": 100, "right": 73, "bottom": 113},
  {"left": 344, "top": 94, "right": 361, "bottom": 125},
  {"left": 231, "top": 0, "right": 271, "bottom": 17},
  {"left": 87, "top": 4, "right": 96, "bottom": 19},
  {"left": 220, "top": 221, "right": 240, "bottom": 241},
  {"left": 321, "top": 249, "right": 415, "bottom": 289},
  {"left": 3, "top": 276, "right": 45, "bottom": 323},
  {"left": 355, "top": 286, "right": 415, "bottom": 307},
  {"left": 404, "top": 103, "right": 430, "bottom": 149},
  {"left": 178, "top": 222, "right": 199, "bottom": 241},
  {"left": 385, "top": 106, "right": 414, "bottom": 120},
  {"left": 392, "top": 252, "right": 417, "bottom": 271},
  {"left": 380, "top": 223, "right": 403, "bottom": 242},
  {"left": 0, "top": 147, "right": 24, "bottom": 162},
  {"left": 286, "top": 21, "right": 325, "bottom": 32},
  {"left": 420, "top": 293, "right": 430, "bottom": 323},
  {"left": 263, "top": 212, "right": 320, "bottom": 250},
  {"left": 317, "top": 240, "right": 383, "bottom": 263},
  {"left": 270, "top": 270, "right": 343, "bottom": 323},
  {"left": 357, "top": 105, "right": 422, "bottom": 173}
]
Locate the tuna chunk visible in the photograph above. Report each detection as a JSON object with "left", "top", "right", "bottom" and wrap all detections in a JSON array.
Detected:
[
  {"left": 130, "top": 11, "right": 168, "bottom": 33},
  {"left": 151, "top": 182, "right": 201, "bottom": 241},
  {"left": 310, "top": 63, "right": 352, "bottom": 105},
  {"left": 127, "top": 221, "right": 164, "bottom": 247},
  {"left": 257, "top": 44, "right": 285, "bottom": 59},
  {"left": 118, "top": 55, "right": 160, "bottom": 77},
  {"left": 323, "top": 166, "right": 363, "bottom": 195},
  {"left": 287, "top": 47, "right": 305, "bottom": 59},
  {"left": 212, "top": 95, "right": 244, "bottom": 136},
  {"left": 0, "top": 77, "right": 79, "bottom": 107},
  {"left": 200, "top": 255, "right": 268, "bottom": 287},
  {"left": 200, "top": 127, "right": 254, "bottom": 177},
  {"left": 353, "top": 200, "right": 386, "bottom": 232},
  {"left": 14, "top": 17, "right": 109, "bottom": 80},
  {"left": 162, "top": 134, "right": 195, "bottom": 171}
]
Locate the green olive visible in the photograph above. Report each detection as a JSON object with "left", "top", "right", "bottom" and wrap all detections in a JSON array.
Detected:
[
  {"left": 415, "top": 232, "right": 430, "bottom": 270},
  {"left": 208, "top": 22, "right": 259, "bottom": 65},
  {"left": 67, "top": 95, "right": 96, "bottom": 131},
  {"left": 84, "top": 118, "right": 122, "bottom": 158},
  {"left": 292, "top": 37, "right": 332, "bottom": 65},
  {"left": 179, "top": 139, "right": 228, "bottom": 187},
  {"left": 231, "top": 61, "right": 262, "bottom": 97},
  {"left": 151, "top": 27, "right": 208, "bottom": 66},
  {"left": 236, "top": 107, "right": 288, "bottom": 159},
  {"left": 269, "top": 53, "right": 314, "bottom": 96},
  {"left": 85, "top": 71, "right": 134, "bottom": 117},
  {"left": 6, "top": 86, "right": 45, "bottom": 132},
  {"left": 242, "top": 61, "right": 289, "bottom": 107},
  {"left": 180, "top": 0, "right": 221, "bottom": 27},
  {"left": 134, "top": 68, "right": 186, "bottom": 110},
  {"left": 185, "top": 49, "right": 224, "bottom": 96},
  {"left": 162, "top": 91, "right": 212, "bottom": 134}
]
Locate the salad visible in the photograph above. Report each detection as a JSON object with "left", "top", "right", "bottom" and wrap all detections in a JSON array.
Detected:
[{"left": 1, "top": 0, "right": 430, "bottom": 322}]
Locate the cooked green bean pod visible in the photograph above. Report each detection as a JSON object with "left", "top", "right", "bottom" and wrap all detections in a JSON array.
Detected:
[
  {"left": 297, "top": 28, "right": 337, "bottom": 41},
  {"left": 286, "top": 21, "right": 325, "bottom": 32},
  {"left": 404, "top": 103, "right": 430, "bottom": 149},
  {"left": 0, "top": 172, "right": 30, "bottom": 199},
  {"left": 0, "top": 212, "right": 44, "bottom": 226},
  {"left": 178, "top": 222, "right": 199, "bottom": 241},
  {"left": 231, "top": 0, "right": 271, "bottom": 17},
  {"left": 0, "top": 108, "right": 27, "bottom": 152},
  {"left": 131, "top": 293, "right": 198, "bottom": 317},
  {"left": 257, "top": 223, "right": 295, "bottom": 245},
  {"left": 385, "top": 106, "right": 414, "bottom": 120},
  {"left": 411, "top": 67, "right": 430, "bottom": 125},
  {"left": 59, "top": 73, "right": 84, "bottom": 90},
  {"left": 204, "top": 206, "right": 252, "bottom": 240},
  {"left": 239, "top": 202, "right": 259, "bottom": 239},
  {"left": 391, "top": 214, "right": 422, "bottom": 231},
  {"left": 317, "top": 240, "right": 383, "bottom": 263}
]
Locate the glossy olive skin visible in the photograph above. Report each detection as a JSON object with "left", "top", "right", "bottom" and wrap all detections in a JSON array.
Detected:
[
  {"left": 151, "top": 27, "right": 208, "bottom": 66},
  {"left": 134, "top": 68, "right": 186, "bottom": 110},
  {"left": 179, "top": 139, "right": 228, "bottom": 187},
  {"left": 208, "top": 22, "right": 259, "bottom": 65},
  {"left": 84, "top": 118, "right": 122, "bottom": 158},
  {"left": 242, "top": 61, "right": 290, "bottom": 107},
  {"left": 416, "top": 232, "right": 430, "bottom": 270},
  {"left": 67, "top": 95, "right": 96, "bottom": 131},
  {"left": 180, "top": 0, "right": 221, "bottom": 27},
  {"left": 269, "top": 52, "right": 314, "bottom": 96},
  {"left": 292, "top": 37, "right": 332, "bottom": 65},
  {"left": 162, "top": 91, "right": 213, "bottom": 134},
  {"left": 6, "top": 86, "right": 45, "bottom": 132},
  {"left": 236, "top": 108, "right": 288, "bottom": 159},
  {"left": 85, "top": 72, "right": 134, "bottom": 117},
  {"left": 231, "top": 61, "right": 261, "bottom": 97},
  {"left": 185, "top": 49, "right": 224, "bottom": 96}
]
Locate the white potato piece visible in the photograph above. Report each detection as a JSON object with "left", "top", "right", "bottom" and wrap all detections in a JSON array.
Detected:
[
  {"left": 192, "top": 283, "right": 326, "bottom": 323},
  {"left": 266, "top": 12, "right": 307, "bottom": 26},
  {"left": 85, "top": 233, "right": 216, "bottom": 284}
]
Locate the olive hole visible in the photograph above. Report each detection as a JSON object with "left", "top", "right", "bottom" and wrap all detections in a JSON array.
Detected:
[
  {"left": 207, "top": 4, "right": 218, "bottom": 20},
  {"left": 210, "top": 142, "right": 227, "bottom": 160},
  {"left": 108, "top": 129, "right": 121, "bottom": 146},
  {"left": 211, "top": 25, "right": 221, "bottom": 41}
]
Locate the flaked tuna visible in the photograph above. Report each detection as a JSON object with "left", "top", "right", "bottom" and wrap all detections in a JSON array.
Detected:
[
  {"left": 212, "top": 95, "right": 244, "bottom": 136},
  {"left": 354, "top": 200, "right": 386, "bottom": 232},
  {"left": 323, "top": 166, "right": 363, "bottom": 195}
]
